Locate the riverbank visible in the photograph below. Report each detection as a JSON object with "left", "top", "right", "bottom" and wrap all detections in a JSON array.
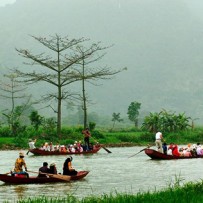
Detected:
[
  {"left": 8, "top": 180, "right": 203, "bottom": 203},
  {"left": 1, "top": 127, "right": 203, "bottom": 150}
]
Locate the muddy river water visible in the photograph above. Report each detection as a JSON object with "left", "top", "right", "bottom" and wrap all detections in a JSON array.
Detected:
[{"left": 0, "top": 146, "right": 202, "bottom": 202}]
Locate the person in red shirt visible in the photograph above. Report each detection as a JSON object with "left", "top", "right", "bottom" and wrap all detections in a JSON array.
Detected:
[{"left": 168, "top": 143, "right": 180, "bottom": 156}]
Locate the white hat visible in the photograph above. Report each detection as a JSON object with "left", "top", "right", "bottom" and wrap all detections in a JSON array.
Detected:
[{"left": 50, "top": 162, "right": 56, "bottom": 166}]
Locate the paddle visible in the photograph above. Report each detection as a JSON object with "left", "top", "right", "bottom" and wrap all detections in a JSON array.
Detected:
[
  {"left": 28, "top": 170, "right": 71, "bottom": 181},
  {"left": 92, "top": 137, "right": 112, "bottom": 153},
  {"left": 128, "top": 144, "right": 151, "bottom": 158},
  {"left": 3, "top": 171, "right": 11, "bottom": 175},
  {"left": 101, "top": 144, "right": 112, "bottom": 153}
]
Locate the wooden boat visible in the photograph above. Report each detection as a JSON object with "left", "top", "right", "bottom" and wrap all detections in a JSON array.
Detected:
[
  {"left": 0, "top": 171, "right": 89, "bottom": 184},
  {"left": 145, "top": 148, "right": 203, "bottom": 160},
  {"left": 28, "top": 145, "right": 102, "bottom": 156}
]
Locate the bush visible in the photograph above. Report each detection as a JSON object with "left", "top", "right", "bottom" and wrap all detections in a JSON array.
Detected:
[
  {"left": 0, "top": 126, "right": 11, "bottom": 137},
  {"left": 92, "top": 130, "right": 105, "bottom": 139}
]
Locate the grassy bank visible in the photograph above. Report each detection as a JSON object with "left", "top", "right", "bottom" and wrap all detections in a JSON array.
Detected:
[
  {"left": 0, "top": 127, "right": 203, "bottom": 149},
  {"left": 5, "top": 180, "right": 203, "bottom": 203}
]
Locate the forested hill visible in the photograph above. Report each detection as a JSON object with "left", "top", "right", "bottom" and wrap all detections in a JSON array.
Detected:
[{"left": 1, "top": 0, "right": 203, "bottom": 123}]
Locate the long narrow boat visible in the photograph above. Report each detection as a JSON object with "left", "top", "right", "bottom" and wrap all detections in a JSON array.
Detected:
[
  {"left": 0, "top": 171, "right": 89, "bottom": 184},
  {"left": 28, "top": 145, "right": 102, "bottom": 156},
  {"left": 145, "top": 148, "right": 203, "bottom": 160}
]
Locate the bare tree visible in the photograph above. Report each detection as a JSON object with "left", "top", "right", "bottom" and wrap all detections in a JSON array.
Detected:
[
  {"left": 74, "top": 43, "right": 125, "bottom": 128},
  {"left": 14, "top": 35, "right": 95, "bottom": 137},
  {"left": 0, "top": 73, "right": 31, "bottom": 134},
  {"left": 14, "top": 35, "right": 125, "bottom": 136}
]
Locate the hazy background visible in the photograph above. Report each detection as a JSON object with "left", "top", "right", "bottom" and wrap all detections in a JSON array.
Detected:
[{"left": 1, "top": 0, "right": 203, "bottom": 125}]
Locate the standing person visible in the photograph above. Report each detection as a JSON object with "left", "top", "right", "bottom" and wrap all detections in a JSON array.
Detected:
[
  {"left": 13, "top": 152, "right": 29, "bottom": 177},
  {"left": 63, "top": 156, "right": 77, "bottom": 176},
  {"left": 28, "top": 138, "right": 36, "bottom": 149},
  {"left": 38, "top": 162, "right": 50, "bottom": 177},
  {"left": 155, "top": 131, "right": 163, "bottom": 153},
  {"left": 82, "top": 127, "right": 91, "bottom": 151}
]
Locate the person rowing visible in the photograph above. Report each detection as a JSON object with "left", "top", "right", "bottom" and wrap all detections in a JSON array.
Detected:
[{"left": 12, "top": 152, "right": 29, "bottom": 178}]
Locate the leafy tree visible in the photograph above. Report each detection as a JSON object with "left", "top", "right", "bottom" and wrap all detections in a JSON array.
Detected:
[
  {"left": 127, "top": 101, "right": 141, "bottom": 127},
  {"left": 111, "top": 112, "right": 123, "bottom": 129},
  {"left": 142, "top": 112, "right": 161, "bottom": 133},
  {"left": 89, "top": 121, "right": 96, "bottom": 131},
  {"left": 142, "top": 109, "right": 191, "bottom": 132},
  {"left": 29, "top": 110, "right": 43, "bottom": 130}
]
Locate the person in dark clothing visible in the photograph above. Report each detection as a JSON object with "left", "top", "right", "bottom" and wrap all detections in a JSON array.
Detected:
[
  {"left": 38, "top": 162, "right": 50, "bottom": 177},
  {"left": 49, "top": 162, "right": 57, "bottom": 174},
  {"left": 82, "top": 128, "right": 91, "bottom": 151},
  {"left": 162, "top": 142, "right": 167, "bottom": 155},
  {"left": 63, "top": 156, "right": 77, "bottom": 176}
]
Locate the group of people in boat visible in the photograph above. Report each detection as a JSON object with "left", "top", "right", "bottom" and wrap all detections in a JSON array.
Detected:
[
  {"left": 15, "top": 127, "right": 93, "bottom": 178},
  {"left": 28, "top": 127, "right": 93, "bottom": 152},
  {"left": 37, "top": 141, "right": 94, "bottom": 153},
  {"left": 155, "top": 131, "right": 203, "bottom": 157},
  {"left": 11, "top": 151, "right": 78, "bottom": 178},
  {"left": 38, "top": 156, "right": 77, "bottom": 177}
]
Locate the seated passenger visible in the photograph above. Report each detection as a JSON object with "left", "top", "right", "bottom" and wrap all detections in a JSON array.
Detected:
[
  {"left": 191, "top": 144, "right": 197, "bottom": 156},
  {"left": 47, "top": 142, "right": 53, "bottom": 151},
  {"left": 196, "top": 143, "right": 203, "bottom": 156},
  {"left": 162, "top": 142, "right": 167, "bottom": 155},
  {"left": 60, "top": 145, "right": 67, "bottom": 152},
  {"left": 49, "top": 162, "right": 57, "bottom": 174},
  {"left": 43, "top": 142, "right": 49, "bottom": 151},
  {"left": 63, "top": 156, "right": 77, "bottom": 176},
  {"left": 182, "top": 148, "right": 192, "bottom": 157},
  {"left": 38, "top": 162, "right": 50, "bottom": 177},
  {"left": 168, "top": 143, "right": 180, "bottom": 156},
  {"left": 77, "top": 141, "right": 83, "bottom": 152},
  {"left": 69, "top": 145, "right": 75, "bottom": 153}
]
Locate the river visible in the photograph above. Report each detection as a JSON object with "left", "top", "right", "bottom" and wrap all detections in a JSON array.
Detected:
[{"left": 0, "top": 146, "right": 202, "bottom": 202}]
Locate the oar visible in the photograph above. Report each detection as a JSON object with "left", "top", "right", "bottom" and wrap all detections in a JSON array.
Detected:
[
  {"left": 28, "top": 170, "right": 71, "bottom": 181},
  {"left": 101, "top": 144, "right": 112, "bottom": 153},
  {"left": 92, "top": 137, "right": 112, "bottom": 153},
  {"left": 2, "top": 171, "right": 11, "bottom": 175},
  {"left": 128, "top": 145, "right": 151, "bottom": 158},
  {"left": 26, "top": 150, "right": 30, "bottom": 155}
]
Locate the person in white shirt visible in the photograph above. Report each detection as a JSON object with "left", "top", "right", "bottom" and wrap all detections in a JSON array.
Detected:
[
  {"left": 155, "top": 132, "right": 163, "bottom": 153},
  {"left": 28, "top": 139, "right": 36, "bottom": 149}
]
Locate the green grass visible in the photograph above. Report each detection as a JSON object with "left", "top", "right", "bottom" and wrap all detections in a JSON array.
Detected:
[
  {"left": 1, "top": 127, "right": 203, "bottom": 149},
  {"left": 0, "top": 137, "right": 15, "bottom": 148},
  {"left": 6, "top": 180, "right": 203, "bottom": 203}
]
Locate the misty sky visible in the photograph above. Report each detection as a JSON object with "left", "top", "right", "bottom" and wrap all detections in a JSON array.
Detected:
[
  {"left": 0, "top": 0, "right": 16, "bottom": 7},
  {"left": 2, "top": 0, "right": 203, "bottom": 123}
]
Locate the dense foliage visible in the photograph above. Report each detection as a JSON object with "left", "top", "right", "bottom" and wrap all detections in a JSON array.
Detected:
[{"left": 142, "top": 109, "right": 191, "bottom": 133}]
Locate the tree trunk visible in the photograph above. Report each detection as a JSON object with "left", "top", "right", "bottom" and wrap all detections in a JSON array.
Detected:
[
  {"left": 57, "top": 41, "right": 62, "bottom": 138},
  {"left": 82, "top": 59, "right": 87, "bottom": 129}
]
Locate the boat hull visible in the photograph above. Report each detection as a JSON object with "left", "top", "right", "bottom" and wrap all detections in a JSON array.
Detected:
[
  {"left": 0, "top": 171, "right": 89, "bottom": 184},
  {"left": 145, "top": 149, "right": 203, "bottom": 160},
  {"left": 29, "top": 145, "right": 101, "bottom": 156}
]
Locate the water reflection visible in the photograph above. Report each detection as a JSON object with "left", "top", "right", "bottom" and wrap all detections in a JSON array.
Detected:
[{"left": 13, "top": 185, "right": 28, "bottom": 199}]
